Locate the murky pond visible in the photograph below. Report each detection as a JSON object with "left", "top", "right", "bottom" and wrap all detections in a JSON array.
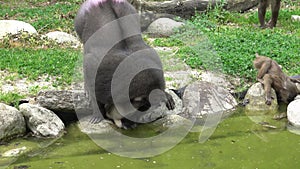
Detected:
[{"left": 1, "top": 108, "right": 300, "bottom": 169}]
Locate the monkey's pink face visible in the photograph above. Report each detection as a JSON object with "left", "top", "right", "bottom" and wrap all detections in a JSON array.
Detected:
[
  {"left": 81, "top": 0, "right": 126, "bottom": 14},
  {"left": 113, "top": 0, "right": 126, "bottom": 3}
]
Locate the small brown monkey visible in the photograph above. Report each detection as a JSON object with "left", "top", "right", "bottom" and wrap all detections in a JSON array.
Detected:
[
  {"left": 253, "top": 53, "right": 299, "bottom": 105},
  {"left": 258, "top": 0, "right": 281, "bottom": 28}
]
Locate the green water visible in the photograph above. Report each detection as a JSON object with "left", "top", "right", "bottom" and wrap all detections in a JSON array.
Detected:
[{"left": 1, "top": 111, "right": 300, "bottom": 169}]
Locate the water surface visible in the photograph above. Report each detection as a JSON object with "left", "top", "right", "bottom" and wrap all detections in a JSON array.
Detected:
[{"left": 1, "top": 110, "right": 300, "bottom": 169}]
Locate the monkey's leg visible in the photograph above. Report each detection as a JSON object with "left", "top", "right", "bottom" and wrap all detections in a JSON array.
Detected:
[
  {"left": 290, "top": 78, "right": 300, "bottom": 83},
  {"left": 258, "top": 0, "right": 268, "bottom": 28},
  {"left": 268, "top": 0, "right": 281, "bottom": 28},
  {"left": 257, "top": 59, "right": 272, "bottom": 80},
  {"left": 263, "top": 74, "right": 274, "bottom": 105},
  {"left": 89, "top": 101, "right": 106, "bottom": 124},
  {"left": 83, "top": 53, "right": 106, "bottom": 124}
]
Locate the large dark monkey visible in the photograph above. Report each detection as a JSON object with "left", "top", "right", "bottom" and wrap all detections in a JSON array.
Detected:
[
  {"left": 258, "top": 0, "right": 281, "bottom": 28},
  {"left": 74, "top": 0, "right": 174, "bottom": 128},
  {"left": 253, "top": 53, "right": 299, "bottom": 105}
]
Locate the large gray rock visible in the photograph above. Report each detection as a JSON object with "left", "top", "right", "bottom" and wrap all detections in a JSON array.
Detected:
[
  {"left": 287, "top": 99, "right": 300, "bottom": 127},
  {"left": 139, "top": 11, "right": 175, "bottom": 31},
  {"left": 244, "top": 83, "right": 278, "bottom": 111},
  {"left": 200, "top": 71, "right": 235, "bottom": 91},
  {"left": 181, "top": 81, "right": 237, "bottom": 120},
  {"left": 0, "top": 103, "right": 26, "bottom": 141},
  {"left": 45, "top": 31, "right": 80, "bottom": 45},
  {"left": 146, "top": 18, "right": 184, "bottom": 37},
  {"left": 37, "top": 90, "right": 91, "bottom": 113},
  {"left": 19, "top": 103, "right": 65, "bottom": 137},
  {"left": 0, "top": 20, "right": 37, "bottom": 38}
]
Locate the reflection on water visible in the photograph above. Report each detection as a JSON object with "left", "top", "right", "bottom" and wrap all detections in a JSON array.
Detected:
[{"left": 1, "top": 108, "right": 300, "bottom": 169}]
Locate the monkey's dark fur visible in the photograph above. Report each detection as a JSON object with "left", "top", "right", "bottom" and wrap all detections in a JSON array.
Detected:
[{"left": 74, "top": 0, "right": 174, "bottom": 128}]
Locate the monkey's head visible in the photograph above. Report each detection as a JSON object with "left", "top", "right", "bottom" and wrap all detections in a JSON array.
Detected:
[
  {"left": 80, "top": 0, "right": 126, "bottom": 14},
  {"left": 253, "top": 53, "right": 270, "bottom": 69}
]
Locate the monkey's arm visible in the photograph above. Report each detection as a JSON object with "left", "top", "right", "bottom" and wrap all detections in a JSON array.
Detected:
[
  {"left": 290, "top": 77, "right": 300, "bottom": 83},
  {"left": 257, "top": 59, "right": 272, "bottom": 80},
  {"left": 74, "top": 8, "right": 87, "bottom": 42},
  {"left": 262, "top": 74, "right": 274, "bottom": 105}
]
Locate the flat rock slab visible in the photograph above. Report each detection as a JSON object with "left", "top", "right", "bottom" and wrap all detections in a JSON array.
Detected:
[{"left": 181, "top": 81, "right": 237, "bottom": 120}]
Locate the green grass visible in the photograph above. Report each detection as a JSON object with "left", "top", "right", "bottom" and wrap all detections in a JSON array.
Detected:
[
  {"left": 0, "top": 0, "right": 81, "bottom": 34},
  {"left": 210, "top": 27, "right": 300, "bottom": 79},
  {"left": 0, "top": 48, "right": 81, "bottom": 86},
  {"left": 154, "top": 2, "right": 300, "bottom": 82},
  {"left": 0, "top": 92, "right": 25, "bottom": 106}
]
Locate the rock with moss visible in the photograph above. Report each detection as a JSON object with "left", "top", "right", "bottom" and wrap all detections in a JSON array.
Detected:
[
  {"left": 181, "top": 81, "right": 237, "bottom": 121},
  {"left": 151, "top": 114, "right": 192, "bottom": 129},
  {"left": 2, "top": 146, "right": 27, "bottom": 157},
  {"left": 244, "top": 83, "right": 278, "bottom": 111},
  {"left": 0, "top": 103, "right": 26, "bottom": 141},
  {"left": 19, "top": 103, "right": 65, "bottom": 137}
]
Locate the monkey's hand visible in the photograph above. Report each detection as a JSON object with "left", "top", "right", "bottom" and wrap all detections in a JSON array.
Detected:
[
  {"left": 257, "top": 78, "right": 264, "bottom": 84},
  {"left": 165, "top": 92, "right": 175, "bottom": 110},
  {"left": 89, "top": 113, "right": 103, "bottom": 124},
  {"left": 265, "top": 98, "right": 272, "bottom": 105},
  {"left": 113, "top": 0, "right": 125, "bottom": 3}
]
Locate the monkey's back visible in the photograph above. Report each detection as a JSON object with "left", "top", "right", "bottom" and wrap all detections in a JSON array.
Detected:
[{"left": 75, "top": 1, "right": 122, "bottom": 44}]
